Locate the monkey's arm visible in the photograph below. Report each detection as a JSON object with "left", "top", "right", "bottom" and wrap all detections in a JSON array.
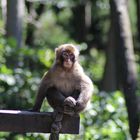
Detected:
[
  {"left": 32, "top": 81, "right": 47, "bottom": 111},
  {"left": 75, "top": 75, "right": 93, "bottom": 113}
]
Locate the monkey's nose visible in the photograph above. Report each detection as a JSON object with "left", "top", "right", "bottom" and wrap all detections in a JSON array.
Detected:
[{"left": 65, "top": 58, "right": 70, "bottom": 62}]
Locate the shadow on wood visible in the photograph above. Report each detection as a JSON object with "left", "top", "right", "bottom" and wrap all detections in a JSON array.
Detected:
[{"left": 0, "top": 110, "right": 80, "bottom": 134}]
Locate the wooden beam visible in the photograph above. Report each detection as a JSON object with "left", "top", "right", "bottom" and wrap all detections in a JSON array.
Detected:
[{"left": 0, "top": 110, "right": 80, "bottom": 134}]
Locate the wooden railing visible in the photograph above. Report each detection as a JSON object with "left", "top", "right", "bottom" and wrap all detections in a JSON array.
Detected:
[{"left": 0, "top": 110, "right": 80, "bottom": 140}]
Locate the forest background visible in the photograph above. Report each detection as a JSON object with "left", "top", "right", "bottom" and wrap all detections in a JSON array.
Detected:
[{"left": 0, "top": 0, "right": 140, "bottom": 140}]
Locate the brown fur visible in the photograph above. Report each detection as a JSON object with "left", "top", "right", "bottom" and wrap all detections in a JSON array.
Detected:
[{"left": 33, "top": 44, "right": 93, "bottom": 114}]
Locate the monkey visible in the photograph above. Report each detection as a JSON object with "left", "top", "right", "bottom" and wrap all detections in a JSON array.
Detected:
[{"left": 32, "top": 44, "right": 93, "bottom": 115}]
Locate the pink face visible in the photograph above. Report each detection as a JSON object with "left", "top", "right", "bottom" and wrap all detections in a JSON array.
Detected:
[{"left": 61, "top": 50, "right": 75, "bottom": 69}]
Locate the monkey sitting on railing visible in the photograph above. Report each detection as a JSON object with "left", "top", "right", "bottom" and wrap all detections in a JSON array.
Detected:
[{"left": 32, "top": 44, "right": 93, "bottom": 116}]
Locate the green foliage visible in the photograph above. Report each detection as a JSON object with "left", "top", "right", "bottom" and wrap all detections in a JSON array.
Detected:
[
  {"left": 0, "top": 0, "right": 140, "bottom": 139},
  {"left": 58, "top": 90, "right": 129, "bottom": 140},
  {"left": 88, "top": 90, "right": 130, "bottom": 140},
  {"left": 128, "top": 0, "right": 137, "bottom": 35},
  {"left": 0, "top": 36, "right": 130, "bottom": 139},
  {"left": 34, "top": 10, "right": 74, "bottom": 48}
]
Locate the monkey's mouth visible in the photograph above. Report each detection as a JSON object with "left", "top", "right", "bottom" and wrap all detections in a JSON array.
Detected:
[{"left": 63, "top": 61, "right": 73, "bottom": 68}]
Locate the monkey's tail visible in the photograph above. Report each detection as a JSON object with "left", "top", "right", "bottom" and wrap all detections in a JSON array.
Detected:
[{"left": 49, "top": 111, "right": 63, "bottom": 140}]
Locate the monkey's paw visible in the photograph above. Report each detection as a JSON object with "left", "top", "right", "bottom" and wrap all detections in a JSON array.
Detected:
[
  {"left": 64, "top": 105, "right": 75, "bottom": 116},
  {"left": 64, "top": 96, "right": 76, "bottom": 107},
  {"left": 51, "top": 122, "right": 62, "bottom": 133},
  {"left": 75, "top": 100, "right": 86, "bottom": 113}
]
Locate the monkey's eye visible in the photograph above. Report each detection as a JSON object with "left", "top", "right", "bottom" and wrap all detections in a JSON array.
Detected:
[
  {"left": 62, "top": 51, "right": 69, "bottom": 58},
  {"left": 69, "top": 53, "right": 75, "bottom": 61}
]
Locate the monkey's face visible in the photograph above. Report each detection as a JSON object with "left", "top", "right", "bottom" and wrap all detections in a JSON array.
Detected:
[
  {"left": 61, "top": 50, "right": 75, "bottom": 69},
  {"left": 55, "top": 44, "right": 79, "bottom": 69}
]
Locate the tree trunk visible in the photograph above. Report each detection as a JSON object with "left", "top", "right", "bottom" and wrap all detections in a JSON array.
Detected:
[
  {"left": 6, "top": 0, "right": 24, "bottom": 48},
  {"left": 72, "top": 4, "right": 86, "bottom": 42},
  {"left": 101, "top": 27, "right": 118, "bottom": 91},
  {"left": 110, "top": 0, "right": 139, "bottom": 139},
  {"left": 71, "top": 1, "right": 91, "bottom": 43},
  {"left": 25, "top": 1, "right": 45, "bottom": 47}
]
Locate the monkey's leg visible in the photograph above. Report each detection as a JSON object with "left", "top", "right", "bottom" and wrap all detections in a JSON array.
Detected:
[
  {"left": 71, "top": 90, "right": 80, "bottom": 100},
  {"left": 64, "top": 96, "right": 76, "bottom": 116},
  {"left": 46, "top": 87, "right": 66, "bottom": 112},
  {"left": 63, "top": 90, "right": 80, "bottom": 108},
  {"left": 63, "top": 90, "right": 80, "bottom": 116},
  {"left": 72, "top": 90, "right": 87, "bottom": 113},
  {"left": 47, "top": 87, "right": 77, "bottom": 115}
]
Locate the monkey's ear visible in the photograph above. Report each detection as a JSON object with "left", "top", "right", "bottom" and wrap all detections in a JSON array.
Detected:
[
  {"left": 55, "top": 47, "right": 61, "bottom": 56},
  {"left": 74, "top": 46, "right": 80, "bottom": 57},
  {"left": 55, "top": 48, "right": 58, "bottom": 54},
  {"left": 55, "top": 47, "right": 62, "bottom": 59}
]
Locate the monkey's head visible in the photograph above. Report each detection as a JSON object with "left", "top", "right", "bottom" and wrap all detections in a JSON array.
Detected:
[{"left": 55, "top": 44, "right": 79, "bottom": 69}]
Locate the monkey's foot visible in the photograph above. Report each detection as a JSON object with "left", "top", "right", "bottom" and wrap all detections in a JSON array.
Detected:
[
  {"left": 64, "top": 105, "right": 75, "bottom": 116},
  {"left": 64, "top": 96, "right": 76, "bottom": 107},
  {"left": 51, "top": 121, "right": 62, "bottom": 133},
  {"left": 75, "top": 100, "right": 86, "bottom": 113}
]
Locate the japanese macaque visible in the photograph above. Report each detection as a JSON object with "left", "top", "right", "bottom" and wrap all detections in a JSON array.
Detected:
[{"left": 32, "top": 44, "right": 93, "bottom": 115}]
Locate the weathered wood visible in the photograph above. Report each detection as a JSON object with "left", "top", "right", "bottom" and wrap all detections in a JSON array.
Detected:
[{"left": 0, "top": 110, "right": 80, "bottom": 134}]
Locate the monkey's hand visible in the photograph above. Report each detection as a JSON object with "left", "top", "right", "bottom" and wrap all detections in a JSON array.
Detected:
[
  {"left": 64, "top": 97, "right": 76, "bottom": 116},
  {"left": 64, "top": 96, "right": 76, "bottom": 107},
  {"left": 75, "top": 100, "right": 86, "bottom": 113}
]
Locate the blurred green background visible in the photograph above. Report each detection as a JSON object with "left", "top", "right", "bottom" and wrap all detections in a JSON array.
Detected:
[{"left": 0, "top": 0, "right": 140, "bottom": 140}]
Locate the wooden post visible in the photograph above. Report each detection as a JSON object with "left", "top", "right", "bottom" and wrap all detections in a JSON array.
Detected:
[{"left": 0, "top": 110, "right": 80, "bottom": 137}]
